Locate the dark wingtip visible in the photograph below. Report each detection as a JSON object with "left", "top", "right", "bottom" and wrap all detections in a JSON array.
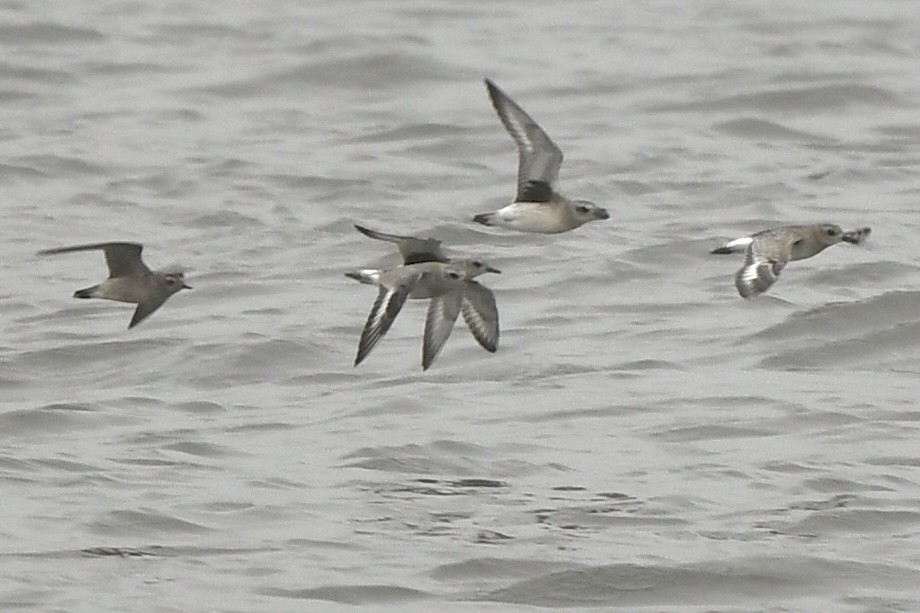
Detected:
[
  {"left": 472, "top": 213, "right": 493, "bottom": 226},
  {"left": 344, "top": 271, "right": 362, "bottom": 281},
  {"left": 353, "top": 223, "right": 373, "bottom": 237},
  {"left": 710, "top": 247, "right": 733, "bottom": 255},
  {"left": 354, "top": 345, "right": 370, "bottom": 367},
  {"left": 483, "top": 79, "right": 503, "bottom": 107}
]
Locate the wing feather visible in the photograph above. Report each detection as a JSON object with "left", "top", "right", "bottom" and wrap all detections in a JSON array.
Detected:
[{"left": 485, "top": 79, "right": 563, "bottom": 203}]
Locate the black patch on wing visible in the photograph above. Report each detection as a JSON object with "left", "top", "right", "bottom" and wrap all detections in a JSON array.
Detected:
[
  {"left": 403, "top": 251, "right": 445, "bottom": 265},
  {"left": 517, "top": 180, "right": 554, "bottom": 203}
]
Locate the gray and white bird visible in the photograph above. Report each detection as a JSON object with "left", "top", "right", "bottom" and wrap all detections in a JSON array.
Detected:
[
  {"left": 472, "top": 78, "right": 609, "bottom": 233},
  {"left": 346, "top": 261, "right": 499, "bottom": 370},
  {"left": 711, "top": 224, "right": 870, "bottom": 298},
  {"left": 351, "top": 224, "right": 501, "bottom": 362},
  {"left": 38, "top": 242, "right": 191, "bottom": 328}
]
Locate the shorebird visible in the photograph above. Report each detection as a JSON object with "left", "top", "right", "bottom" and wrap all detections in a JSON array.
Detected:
[
  {"left": 472, "top": 78, "right": 609, "bottom": 233},
  {"left": 711, "top": 224, "right": 870, "bottom": 298},
  {"left": 351, "top": 224, "right": 500, "bottom": 361},
  {"left": 38, "top": 242, "right": 191, "bottom": 328},
  {"left": 345, "top": 224, "right": 501, "bottom": 370}
]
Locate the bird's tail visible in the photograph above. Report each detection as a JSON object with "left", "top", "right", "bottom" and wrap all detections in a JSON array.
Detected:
[
  {"left": 710, "top": 237, "right": 752, "bottom": 255},
  {"left": 472, "top": 213, "right": 496, "bottom": 226},
  {"left": 344, "top": 270, "right": 379, "bottom": 285},
  {"left": 73, "top": 285, "right": 100, "bottom": 299}
]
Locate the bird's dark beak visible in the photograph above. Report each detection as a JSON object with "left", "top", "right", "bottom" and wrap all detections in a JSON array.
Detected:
[
  {"left": 842, "top": 227, "right": 871, "bottom": 245},
  {"left": 596, "top": 208, "right": 610, "bottom": 220},
  {"left": 183, "top": 283, "right": 193, "bottom": 290},
  {"left": 486, "top": 266, "right": 501, "bottom": 274}
]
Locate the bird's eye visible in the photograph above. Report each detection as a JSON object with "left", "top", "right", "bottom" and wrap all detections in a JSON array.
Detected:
[
  {"left": 827, "top": 228, "right": 838, "bottom": 237},
  {"left": 472, "top": 260, "right": 483, "bottom": 268},
  {"left": 576, "top": 205, "right": 590, "bottom": 214}
]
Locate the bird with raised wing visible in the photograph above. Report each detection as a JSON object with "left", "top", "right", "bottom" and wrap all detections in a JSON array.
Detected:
[
  {"left": 346, "top": 256, "right": 500, "bottom": 370},
  {"left": 38, "top": 242, "right": 191, "bottom": 328},
  {"left": 351, "top": 223, "right": 501, "bottom": 359},
  {"left": 472, "top": 79, "right": 609, "bottom": 233},
  {"left": 711, "top": 224, "right": 870, "bottom": 298}
]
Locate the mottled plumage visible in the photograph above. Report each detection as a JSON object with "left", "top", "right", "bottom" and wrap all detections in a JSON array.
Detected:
[{"left": 711, "top": 224, "right": 870, "bottom": 297}]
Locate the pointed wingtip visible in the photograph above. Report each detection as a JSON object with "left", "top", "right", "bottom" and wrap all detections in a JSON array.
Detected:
[
  {"left": 128, "top": 303, "right": 153, "bottom": 329},
  {"left": 483, "top": 78, "right": 503, "bottom": 105},
  {"left": 354, "top": 341, "right": 372, "bottom": 367}
]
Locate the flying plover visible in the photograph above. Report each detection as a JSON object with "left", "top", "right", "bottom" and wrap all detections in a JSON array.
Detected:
[
  {"left": 38, "top": 242, "right": 191, "bottom": 328},
  {"left": 711, "top": 224, "right": 870, "bottom": 298},
  {"left": 472, "top": 79, "right": 609, "bottom": 233}
]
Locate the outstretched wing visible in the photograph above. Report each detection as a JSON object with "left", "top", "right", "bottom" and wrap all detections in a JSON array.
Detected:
[
  {"left": 39, "top": 242, "right": 150, "bottom": 278},
  {"left": 129, "top": 293, "right": 170, "bottom": 329},
  {"left": 460, "top": 281, "right": 499, "bottom": 352},
  {"left": 485, "top": 79, "right": 563, "bottom": 203},
  {"left": 735, "top": 242, "right": 787, "bottom": 298},
  {"left": 354, "top": 282, "right": 413, "bottom": 366},
  {"left": 422, "top": 288, "right": 463, "bottom": 370},
  {"left": 353, "top": 224, "right": 447, "bottom": 265}
]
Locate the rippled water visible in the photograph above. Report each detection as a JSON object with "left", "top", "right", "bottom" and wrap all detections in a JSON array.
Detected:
[{"left": 2, "top": 1, "right": 920, "bottom": 610}]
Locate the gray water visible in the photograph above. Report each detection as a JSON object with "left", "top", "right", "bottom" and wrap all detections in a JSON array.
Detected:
[{"left": 2, "top": 1, "right": 920, "bottom": 611}]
